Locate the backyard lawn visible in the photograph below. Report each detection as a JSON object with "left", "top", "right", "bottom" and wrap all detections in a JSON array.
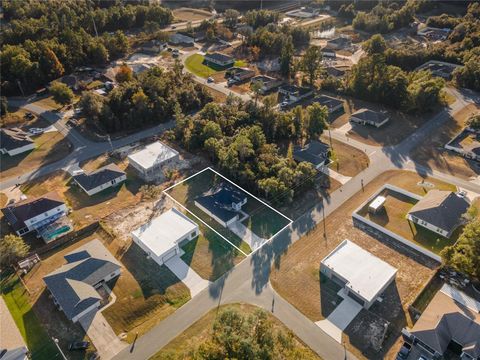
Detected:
[
  {"left": 1, "top": 273, "right": 58, "bottom": 360},
  {"left": 185, "top": 54, "right": 247, "bottom": 79}
]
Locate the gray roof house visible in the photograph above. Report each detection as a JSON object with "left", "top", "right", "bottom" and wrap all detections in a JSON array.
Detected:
[
  {"left": 350, "top": 108, "right": 390, "bottom": 128},
  {"left": 326, "top": 36, "right": 352, "bottom": 50},
  {"left": 43, "top": 240, "right": 121, "bottom": 323},
  {"left": 0, "top": 128, "right": 35, "bottom": 156},
  {"left": 293, "top": 140, "right": 330, "bottom": 170},
  {"left": 415, "top": 60, "right": 460, "bottom": 80},
  {"left": 204, "top": 52, "right": 235, "bottom": 68},
  {"left": 73, "top": 164, "right": 126, "bottom": 196},
  {"left": 194, "top": 183, "right": 247, "bottom": 227},
  {"left": 407, "top": 190, "right": 469, "bottom": 238},
  {"left": 140, "top": 40, "right": 167, "bottom": 54},
  {"left": 316, "top": 95, "right": 344, "bottom": 114}
]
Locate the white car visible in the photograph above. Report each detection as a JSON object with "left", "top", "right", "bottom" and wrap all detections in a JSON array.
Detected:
[{"left": 29, "top": 128, "right": 44, "bottom": 135}]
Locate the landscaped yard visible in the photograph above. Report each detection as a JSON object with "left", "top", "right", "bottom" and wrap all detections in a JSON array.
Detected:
[
  {"left": 185, "top": 54, "right": 246, "bottom": 79},
  {"left": 1, "top": 130, "right": 72, "bottom": 180},
  {"left": 357, "top": 189, "right": 460, "bottom": 255},
  {"left": 270, "top": 170, "right": 450, "bottom": 360},
  {"left": 411, "top": 103, "right": 480, "bottom": 180},
  {"left": 151, "top": 303, "right": 320, "bottom": 360}
]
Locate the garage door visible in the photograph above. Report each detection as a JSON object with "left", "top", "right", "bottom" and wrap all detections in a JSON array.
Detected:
[{"left": 162, "top": 248, "right": 178, "bottom": 263}]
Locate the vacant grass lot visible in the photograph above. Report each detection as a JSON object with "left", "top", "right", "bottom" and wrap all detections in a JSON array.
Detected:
[
  {"left": 325, "top": 137, "right": 370, "bottom": 177},
  {"left": 185, "top": 54, "right": 246, "bottom": 79},
  {"left": 172, "top": 8, "right": 212, "bottom": 22},
  {"left": 152, "top": 303, "right": 320, "bottom": 360},
  {"left": 1, "top": 131, "right": 72, "bottom": 180},
  {"left": 357, "top": 189, "right": 459, "bottom": 254},
  {"left": 270, "top": 170, "right": 450, "bottom": 359}
]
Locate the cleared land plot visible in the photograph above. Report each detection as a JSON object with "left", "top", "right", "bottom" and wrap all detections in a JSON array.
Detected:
[
  {"left": 164, "top": 168, "right": 292, "bottom": 254},
  {"left": 329, "top": 93, "right": 437, "bottom": 146},
  {"left": 185, "top": 54, "right": 246, "bottom": 79},
  {"left": 324, "top": 136, "right": 370, "bottom": 177},
  {"left": 270, "top": 170, "right": 452, "bottom": 359},
  {"left": 172, "top": 8, "right": 212, "bottom": 22},
  {"left": 152, "top": 303, "right": 320, "bottom": 360},
  {"left": 357, "top": 189, "right": 460, "bottom": 255},
  {"left": 411, "top": 104, "right": 480, "bottom": 180},
  {"left": 0, "top": 130, "right": 72, "bottom": 179}
]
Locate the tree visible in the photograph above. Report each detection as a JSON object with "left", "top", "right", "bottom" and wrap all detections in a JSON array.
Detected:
[
  {"left": 115, "top": 64, "right": 133, "bottom": 83},
  {"left": 38, "top": 47, "right": 64, "bottom": 81},
  {"left": 0, "top": 234, "right": 30, "bottom": 267},
  {"left": 251, "top": 80, "right": 263, "bottom": 107},
  {"left": 467, "top": 113, "right": 480, "bottom": 130},
  {"left": 299, "top": 46, "right": 323, "bottom": 86},
  {"left": 49, "top": 81, "right": 74, "bottom": 106},
  {"left": 441, "top": 219, "right": 480, "bottom": 280},
  {"left": 280, "top": 36, "right": 294, "bottom": 77},
  {"left": 0, "top": 96, "right": 8, "bottom": 116},
  {"left": 224, "top": 9, "right": 240, "bottom": 29},
  {"left": 306, "top": 103, "right": 328, "bottom": 138},
  {"left": 79, "top": 91, "right": 104, "bottom": 119},
  {"left": 362, "top": 34, "right": 387, "bottom": 56},
  {"left": 258, "top": 177, "right": 292, "bottom": 204}
]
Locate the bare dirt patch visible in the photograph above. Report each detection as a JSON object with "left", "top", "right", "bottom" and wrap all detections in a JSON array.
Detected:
[
  {"left": 270, "top": 170, "right": 453, "bottom": 359},
  {"left": 173, "top": 8, "right": 212, "bottom": 22},
  {"left": 410, "top": 103, "right": 480, "bottom": 180},
  {"left": 325, "top": 136, "right": 370, "bottom": 177}
]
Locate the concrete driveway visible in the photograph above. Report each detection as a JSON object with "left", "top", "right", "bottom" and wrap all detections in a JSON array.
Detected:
[
  {"left": 79, "top": 310, "right": 127, "bottom": 360},
  {"left": 165, "top": 254, "right": 210, "bottom": 297}
]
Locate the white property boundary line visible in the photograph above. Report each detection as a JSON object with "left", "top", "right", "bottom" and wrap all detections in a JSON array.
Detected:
[{"left": 163, "top": 167, "right": 293, "bottom": 256}]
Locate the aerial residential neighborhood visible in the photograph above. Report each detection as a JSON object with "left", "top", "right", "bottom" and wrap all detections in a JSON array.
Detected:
[{"left": 1, "top": 1, "right": 479, "bottom": 360}]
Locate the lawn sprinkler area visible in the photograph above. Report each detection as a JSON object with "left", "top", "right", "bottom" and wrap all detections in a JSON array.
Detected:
[
  {"left": 354, "top": 184, "right": 459, "bottom": 261},
  {"left": 163, "top": 167, "right": 292, "bottom": 255}
]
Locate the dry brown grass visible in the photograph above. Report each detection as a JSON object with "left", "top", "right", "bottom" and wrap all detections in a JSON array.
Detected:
[
  {"left": 173, "top": 8, "right": 212, "bottom": 22},
  {"left": 270, "top": 170, "right": 454, "bottom": 359},
  {"left": 325, "top": 136, "right": 370, "bottom": 177},
  {"left": 410, "top": 103, "right": 480, "bottom": 180}
]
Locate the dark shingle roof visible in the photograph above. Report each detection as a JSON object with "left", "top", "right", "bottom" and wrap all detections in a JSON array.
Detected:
[
  {"left": 351, "top": 108, "right": 389, "bottom": 125},
  {"left": 73, "top": 164, "right": 125, "bottom": 191},
  {"left": 1, "top": 192, "right": 64, "bottom": 231},
  {"left": 316, "top": 95, "right": 344, "bottom": 112},
  {"left": 293, "top": 140, "right": 330, "bottom": 166},
  {"left": 43, "top": 240, "right": 121, "bottom": 320},
  {"left": 205, "top": 52, "right": 234, "bottom": 63},
  {"left": 0, "top": 128, "right": 34, "bottom": 151},
  {"left": 408, "top": 190, "right": 469, "bottom": 233},
  {"left": 195, "top": 183, "right": 246, "bottom": 223}
]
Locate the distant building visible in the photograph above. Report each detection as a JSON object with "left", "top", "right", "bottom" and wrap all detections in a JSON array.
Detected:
[
  {"left": 417, "top": 26, "right": 450, "bottom": 41},
  {"left": 250, "top": 75, "right": 282, "bottom": 94},
  {"left": 279, "top": 85, "right": 313, "bottom": 104},
  {"left": 316, "top": 95, "right": 344, "bottom": 114},
  {"left": 204, "top": 52, "right": 235, "bottom": 68},
  {"left": 72, "top": 163, "right": 126, "bottom": 196},
  {"left": 325, "top": 66, "right": 346, "bottom": 78},
  {"left": 321, "top": 47, "right": 336, "bottom": 58},
  {"left": 127, "top": 141, "right": 179, "bottom": 182},
  {"left": 0, "top": 128, "right": 35, "bottom": 156},
  {"left": 321, "top": 239, "right": 397, "bottom": 309},
  {"left": 2, "top": 192, "right": 68, "bottom": 239},
  {"left": 140, "top": 40, "right": 167, "bottom": 54},
  {"left": 404, "top": 283, "right": 480, "bottom": 359},
  {"left": 195, "top": 183, "right": 247, "bottom": 227},
  {"left": 43, "top": 240, "right": 121, "bottom": 323},
  {"left": 50, "top": 74, "right": 79, "bottom": 91},
  {"left": 169, "top": 33, "right": 194, "bottom": 46},
  {"left": 415, "top": 60, "right": 460, "bottom": 80},
  {"left": 226, "top": 67, "right": 255, "bottom": 83},
  {"left": 293, "top": 140, "right": 330, "bottom": 170},
  {"left": 285, "top": 7, "right": 320, "bottom": 18},
  {"left": 132, "top": 208, "right": 199, "bottom": 265},
  {"left": 326, "top": 36, "right": 352, "bottom": 50},
  {"left": 350, "top": 108, "right": 390, "bottom": 128},
  {"left": 407, "top": 190, "right": 469, "bottom": 238}
]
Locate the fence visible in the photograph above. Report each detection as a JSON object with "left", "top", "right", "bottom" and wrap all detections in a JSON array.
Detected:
[{"left": 352, "top": 184, "right": 442, "bottom": 263}]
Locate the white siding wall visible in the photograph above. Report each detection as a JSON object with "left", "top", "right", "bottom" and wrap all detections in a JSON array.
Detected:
[
  {"left": 407, "top": 214, "right": 449, "bottom": 237},
  {"left": 24, "top": 204, "right": 67, "bottom": 231}
]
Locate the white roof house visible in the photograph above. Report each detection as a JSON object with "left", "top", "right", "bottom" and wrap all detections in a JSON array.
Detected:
[
  {"left": 321, "top": 240, "right": 397, "bottom": 309},
  {"left": 131, "top": 208, "right": 199, "bottom": 265},
  {"left": 127, "top": 141, "right": 179, "bottom": 181}
]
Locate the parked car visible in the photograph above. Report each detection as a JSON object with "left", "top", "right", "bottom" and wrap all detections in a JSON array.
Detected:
[
  {"left": 29, "top": 128, "right": 44, "bottom": 135},
  {"left": 207, "top": 77, "right": 214, "bottom": 83},
  {"left": 171, "top": 25, "right": 176, "bottom": 29},
  {"left": 395, "top": 342, "right": 412, "bottom": 359},
  {"left": 24, "top": 112, "right": 35, "bottom": 120},
  {"left": 68, "top": 341, "right": 90, "bottom": 351}
]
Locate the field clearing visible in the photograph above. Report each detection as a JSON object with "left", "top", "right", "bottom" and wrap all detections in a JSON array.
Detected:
[
  {"left": 324, "top": 136, "right": 370, "bottom": 177},
  {"left": 270, "top": 170, "right": 451, "bottom": 359},
  {"left": 172, "top": 8, "right": 212, "bottom": 22}
]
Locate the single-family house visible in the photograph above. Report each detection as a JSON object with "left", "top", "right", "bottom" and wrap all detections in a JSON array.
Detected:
[
  {"left": 2, "top": 192, "right": 67, "bottom": 237},
  {"left": 316, "top": 95, "right": 344, "bottom": 114},
  {"left": 403, "top": 284, "right": 480, "bottom": 359},
  {"left": 407, "top": 190, "right": 469, "bottom": 238},
  {"left": 72, "top": 164, "right": 126, "bottom": 196},
  {"left": 50, "top": 74, "right": 79, "bottom": 91},
  {"left": 445, "top": 128, "right": 480, "bottom": 161},
  {"left": 321, "top": 239, "right": 397, "bottom": 309},
  {"left": 0, "top": 128, "right": 35, "bottom": 156},
  {"left": 350, "top": 108, "right": 390, "bottom": 128},
  {"left": 204, "top": 52, "right": 235, "bottom": 68},
  {"left": 131, "top": 208, "right": 199, "bottom": 265},
  {"left": 415, "top": 60, "right": 460, "bottom": 80},
  {"left": 169, "top": 33, "right": 194, "bottom": 46},
  {"left": 417, "top": 26, "right": 450, "bottom": 41},
  {"left": 321, "top": 47, "right": 336, "bottom": 58},
  {"left": 43, "top": 240, "right": 121, "bottom": 323},
  {"left": 293, "top": 140, "right": 330, "bottom": 170},
  {"left": 250, "top": 75, "right": 282, "bottom": 94},
  {"left": 140, "top": 40, "right": 167, "bottom": 54},
  {"left": 127, "top": 141, "right": 179, "bottom": 182},
  {"left": 326, "top": 36, "right": 352, "bottom": 50},
  {"left": 279, "top": 85, "right": 313, "bottom": 104},
  {"left": 325, "top": 66, "right": 346, "bottom": 78},
  {"left": 195, "top": 183, "right": 247, "bottom": 227},
  {"left": 226, "top": 67, "right": 255, "bottom": 84}
]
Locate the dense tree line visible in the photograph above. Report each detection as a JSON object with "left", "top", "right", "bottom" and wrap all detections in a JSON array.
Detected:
[
  {"left": 244, "top": 9, "right": 280, "bottom": 30},
  {"left": 79, "top": 63, "right": 212, "bottom": 133},
  {"left": 1, "top": 0, "right": 173, "bottom": 95},
  {"left": 174, "top": 94, "right": 328, "bottom": 205}
]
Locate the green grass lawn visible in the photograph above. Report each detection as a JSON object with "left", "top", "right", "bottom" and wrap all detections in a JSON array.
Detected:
[
  {"left": 1, "top": 274, "right": 59, "bottom": 360},
  {"left": 241, "top": 200, "right": 291, "bottom": 239},
  {"left": 185, "top": 54, "right": 248, "bottom": 78}
]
